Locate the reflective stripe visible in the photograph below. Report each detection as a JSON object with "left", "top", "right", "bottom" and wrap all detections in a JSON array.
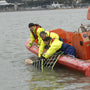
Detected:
[{"left": 44, "top": 53, "right": 51, "bottom": 57}]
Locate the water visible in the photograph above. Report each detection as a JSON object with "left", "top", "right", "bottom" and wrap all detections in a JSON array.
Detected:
[{"left": 0, "top": 9, "right": 90, "bottom": 90}]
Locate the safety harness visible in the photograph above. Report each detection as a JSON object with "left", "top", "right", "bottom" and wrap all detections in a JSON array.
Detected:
[
  {"left": 31, "top": 26, "right": 41, "bottom": 39},
  {"left": 51, "top": 38, "right": 55, "bottom": 43},
  {"left": 45, "top": 38, "right": 55, "bottom": 49}
]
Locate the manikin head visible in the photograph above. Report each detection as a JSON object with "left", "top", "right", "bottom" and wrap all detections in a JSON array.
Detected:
[{"left": 25, "top": 59, "right": 33, "bottom": 65}]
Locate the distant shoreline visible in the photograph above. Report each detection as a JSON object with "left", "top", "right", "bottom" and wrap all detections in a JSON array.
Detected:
[
  {"left": 55, "top": 7, "right": 88, "bottom": 10},
  {"left": 0, "top": 7, "right": 88, "bottom": 12}
]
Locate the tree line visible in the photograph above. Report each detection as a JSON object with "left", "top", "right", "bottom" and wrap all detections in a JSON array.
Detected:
[{"left": 6, "top": 0, "right": 90, "bottom": 7}]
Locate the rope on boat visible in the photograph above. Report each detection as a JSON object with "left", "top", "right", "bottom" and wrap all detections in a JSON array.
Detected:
[{"left": 33, "top": 51, "right": 64, "bottom": 71}]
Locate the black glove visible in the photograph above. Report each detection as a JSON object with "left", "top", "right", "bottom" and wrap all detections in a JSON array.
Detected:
[{"left": 38, "top": 56, "right": 45, "bottom": 60}]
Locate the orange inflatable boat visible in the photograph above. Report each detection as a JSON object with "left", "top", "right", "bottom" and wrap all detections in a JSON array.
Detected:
[{"left": 25, "top": 26, "right": 90, "bottom": 77}]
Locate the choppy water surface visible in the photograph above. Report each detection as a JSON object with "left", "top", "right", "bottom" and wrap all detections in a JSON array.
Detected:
[{"left": 0, "top": 9, "right": 90, "bottom": 90}]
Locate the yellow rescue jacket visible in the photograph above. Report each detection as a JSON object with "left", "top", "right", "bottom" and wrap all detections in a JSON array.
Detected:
[
  {"left": 45, "top": 31, "right": 59, "bottom": 39},
  {"left": 39, "top": 38, "right": 63, "bottom": 58},
  {"left": 38, "top": 31, "right": 60, "bottom": 57},
  {"left": 29, "top": 26, "right": 45, "bottom": 46}
]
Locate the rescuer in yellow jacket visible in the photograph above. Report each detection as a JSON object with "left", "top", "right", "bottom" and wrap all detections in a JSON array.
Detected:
[
  {"left": 28, "top": 23, "right": 45, "bottom": 47},
  {"left": 39, "top": 31, "right": 64, "bottom": 49},
  {"left": 38, "top": 31, "right": 64, "bottom": 56},
  {"left": 38, "top": 37, "right": 63, "bottom": 58},
  {"left": 38, "top": 37, "right": 76, "bottom": 59}
]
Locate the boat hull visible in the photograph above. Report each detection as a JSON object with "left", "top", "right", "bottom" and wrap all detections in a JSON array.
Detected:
[{"left": 25, "top": 38, "right": 90, "bottom": 77}]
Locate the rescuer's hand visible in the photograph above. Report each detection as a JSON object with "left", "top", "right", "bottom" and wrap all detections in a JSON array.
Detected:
[
  {"left": 38, "top": 56, "right": 45, "bottom": 60},
  {"left": 28, "top": 43, "right": 32, "bottom": 48}
]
